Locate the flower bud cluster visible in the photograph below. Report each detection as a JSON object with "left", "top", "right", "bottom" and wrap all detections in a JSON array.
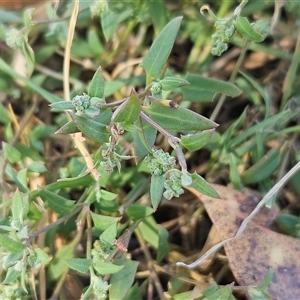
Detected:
[
  {"left": 150, "top": 82, "right": 163, "bottom": 98},
  {"left": 211, "top": 20, "right": 235, "bottom": 56},
  {"left": 145, "top": 149, "right": 176, "bottom": 176},
  {"left": 6, "top": 28, "right": 24, "bottom": 49},
  {"left": 90, "top": 0, "right": 108, "bottom": 17},
  {"left": 163, "top": 170, "right": 184, "bottom": 200},
  {"left": 72, "top": 94, "right": 90, "bottom": 113}
]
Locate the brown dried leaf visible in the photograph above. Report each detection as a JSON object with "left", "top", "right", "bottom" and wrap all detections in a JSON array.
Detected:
[{"left": 189, "top": 184, "right": 300, "bottom": 299}]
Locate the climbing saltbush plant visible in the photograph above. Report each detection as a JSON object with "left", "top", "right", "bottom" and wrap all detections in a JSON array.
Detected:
[{"left": 0, "top": 0, "right": 280, "bottom": 298}]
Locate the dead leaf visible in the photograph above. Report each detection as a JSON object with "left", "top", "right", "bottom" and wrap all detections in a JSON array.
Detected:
[{"left": 189, "top": 184, "right": 300, "bottom": 299}]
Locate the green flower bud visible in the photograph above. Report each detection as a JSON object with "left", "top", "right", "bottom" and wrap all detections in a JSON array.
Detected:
[{"left": 6, "top": 28, "right": 24, "bottom": 49}]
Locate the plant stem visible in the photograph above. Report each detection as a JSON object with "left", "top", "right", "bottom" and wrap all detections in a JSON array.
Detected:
[
  {"left": 28, "top": 205, "right": 84, "bottom": 241},
  {"left": 210, "top": 38, "right": 250, "bottom": 121}
]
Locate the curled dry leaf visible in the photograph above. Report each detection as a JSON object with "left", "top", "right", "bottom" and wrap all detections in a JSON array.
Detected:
[{"left": 189, "top": 184, "right": 300, "bottom": 299}]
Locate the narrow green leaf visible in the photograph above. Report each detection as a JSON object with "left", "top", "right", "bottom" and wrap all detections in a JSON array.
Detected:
[
  {"left": 23, "top": 8, "right": 35, "bottom": 30},
  {"left": 3, "top": 142, "right": 21, "bottom": 163},
  {"left": 50, "top": 101, "right": 75, "bottom": 110},
  {"left": 0, "top": 234, "right": 26, "bottom": 253},
  {"left": 126, "top": 204, "right": 153, "bottom": 221},
  {"left": 91, "top": 213, "right": 119, "bottom": 233},
  {"left": 143, "top": 100, "right": 218, "bottom": 131},
  {"left": 55, "top": 121, "right": 79, "bottom": 135},
  {"left": 112, "top": 90, "right": 141, "bottom": 124},
  {"left": 22, "top": 39, "right": 35, "bottom": 77},
  {"left": 241, "top": 148, "right": 281, "bottom": 184},
  {"left": 17, "top": 169, "right": 28, "bottom": 192},
  {"left": 140, "top": 16, "right": 183, "bottom": 78},
  {"left": 93, "top": 261, "right": 124, "bottom": 275},
  {"left": 100, "top": 8, "right": 116, "bottom": 41},
  {"left": 190, "top": 172, "right": 219, "bottom": 198},
  {"left": 147, "top": 0, "right": 167, "bottom": 35},
  {"left": 150, "top": 175, "right": 165, "bottom": 211},
  {"left": 180, "top": 129, "right": 214, "bottom": 151},
  {"left": 28, "top": 161, "right": 48, "bottom": 173},
  {"left": 100, "top": 222, "right": 117, "bottom": 245},
  {"left": 64, "top": 258, "right": 91, "bottom": 274},
  {"left": 12, "top": 189, "right": 29, "bottom": 221},
  {"left": 68, "top": 111, "right": 109, "bottom": 143},
  {"left": 88, "top": 66, "right": 105, "bottom": 98},
  {"left": 123, "top": 283, "right": 143, "bottom": 300},
  {"left": 229, "top": 153, "right": 243, "bottom": 190},
  {"left": 48, "top": 240, "right": 77, "bottom": 280},
  {"left": 3, "top": 251, "right": 23, "bottom": 269},
  {"left": 0, "top": 103, "right": 11, "bottom": 123},
  {"left": 2, "top": 267, "right": 21, "bottom": 284},
  {"left": 156, "top": 225, "right": 170, "bottom": 263},
  {"left": 183, "top": 73, "right": 242, "bottom": 102},
  {"left": 133, "top": 119, "right": 157, "bottom": 161},
  {"left": 160, "top": 76, "right": 189, "bottom": 91},
  {"left": 38, "top": 189, "right": 75, "bottom": 214},
  {"left": 34, "top": 248, "right": 52, "bottom": 265},
  {"left": 138, "top": 217, "right": 159, "bottom": 248},
  {"left": 109, "top": 258, "right": 139, "bottom": 300},
  {"left": 235, "top": 17, "right": 265, "bottom": 42}
]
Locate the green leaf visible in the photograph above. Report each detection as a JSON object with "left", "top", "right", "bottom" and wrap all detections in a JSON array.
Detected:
[
  {"left": 160, "top": 77, "right": 189, "bottom": 91},
  {"left": 203, "top": 284, "right": 235, "bottom": 300},
  {"left": 109, "top": 258, "right": 139, "bottom": 300},
  {"left": 100, "top": 222, "right": 117, "bottom": 245},
  {"left": 93, "top": 261, "right": 124, "bottom": 275},
  {"left": 133, "top": 119, "right": 157, "bottom": 161},
  {"left": 150, "top": 175, "right": 165, "bottom": 211},
  {"left": 180, "top": 129, "right": 214, "bottom": 151},
  {"left": 143, "top": 100, "right": 218, "bottom": 131},
  {"left": 2, "top": 267, "right": 21, "bottom": 284},
  {"left": 0, "top": 234, "right": 26, "bottom": 253},
  {"left": 34, "top": 248, "right": 52, "bottom": 265},
  {"left": 126, "top": 204, "right": 153, "bottom": 221},
  {"left": 112, "top": 90, "right": 141, "bottom": 124},
  {"left": 123, "top": 283, "right": 143, "bottom": 300},
  {"left": 3, "top": 251, "right": 23, "bottom": 269},
  {"left": 48, "top": 240, "right": 77, "bottom": 280},
  {"left": 22, "top": 39, "right": 35, "bottom": 77},
  {"left": 156, "top": 225, "right": 170, "bottom": 263},
  {"left": 88, "top": 66, "right": 105, "bottom": 98},
  {"left": 50, "top": 101, "right": 75, "bottom": 110},
  {"left": 241, "top": 148, "right": 281, "bottom": 184},
  {"left": 189, "top": 172, "right": 219, "bottom": 198},
  {"left": 138, "top": 217, "right": 159, "bottom": 248},
  {"left": 235, "top": 17, "right": 266, "bottom": 42},
  {"left": 229, "top": 153, "right": 243, "bottom": 190},
  {"left": 12, "top": 189, "right": 29, "bottom": 221},
  {"left": 68, "top": 111, "right": 109, "bottom": 143},
  {"left": 38, "top": 189, "right": 75, "bottom": 214},
  {"left": 28, "top": 161, "right": 48, "bottom": 173},
  {"left": 100, "top": 8, "right": 116, "bottom": 41},
  {"left": 23, "top": 8, "right": 35, "bottom": 30},
  {"left": 140, "top": 16, "right": 182, "bottom": 78},
  {"left": 183, "top": 73, "right": 242, "bottom": 102},
  {"left": 276, "top": 214, "right": 299, "bottom": 235},
  {"left": 64, "top": 258, "right": 91, "bottom": 274},
  {"left": 3, "top": 142, "right": 21, "bottom": 163},
  {"left": 55, "top": 121, "right": 80, "bottom": 135},
  {"left": 147, "top": 0, "right": 167, "bottom": 35},
  {"left": 91, "top": 213, "right": 119, "bottom": 233}
]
